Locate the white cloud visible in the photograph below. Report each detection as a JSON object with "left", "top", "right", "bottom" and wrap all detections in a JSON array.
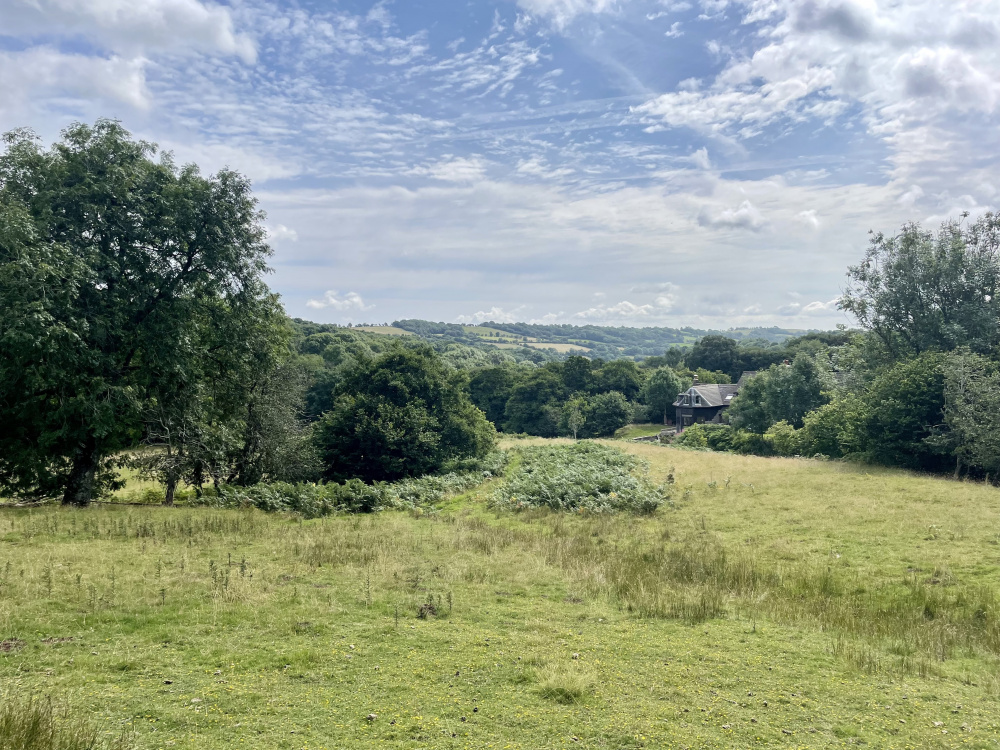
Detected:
[
  {"left": 665, "top": 21, "right": 684, "bottom": 38},
  {"left": 634, "top": 0, "right": 1000, "bottom": 201},
  {"left": 408, "top": 156, "right": 488, "bottom": 183},
  {"left": 802, "top": 297, "right": 841, "bottom": 314},
  {"left": 266, "top": 224, "right": 298, "bottom": 242},
  {"left": 685, "top": 147, "right": 712, "bottom": 170},
  {"left": 515, "top": 0, "right": 619, "bottom": 29},
  {"left": 573, "top": 300, "right": 656, "bottom": 320},
  {"left": 796, "top": 209, "right": 820, "bottom": 228},
  {"left": 0, "top": 0, "right": 255, "bottom": 61},
  {"left": 698, "top": 200, "right": 766, "bottom": 231},
  {"left": 0, "top": 48, "right": 149, "bottom": 112},
  {"left": 455, "top": 306, "right": 527, "bottom": 324},
  {"left": 305, "top": 291, "right": 373, "bottom": 312}
]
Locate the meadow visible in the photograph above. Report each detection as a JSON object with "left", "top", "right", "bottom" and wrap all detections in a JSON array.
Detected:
[{"left": 3, "top": 439, "right": 1000, "bottom": 749}]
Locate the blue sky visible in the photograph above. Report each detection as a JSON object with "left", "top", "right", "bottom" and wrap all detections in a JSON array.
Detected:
[{"left": 2, "top": 0, "right": 999, "bottom": 329}]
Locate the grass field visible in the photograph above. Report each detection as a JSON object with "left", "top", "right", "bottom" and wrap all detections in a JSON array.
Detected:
[
  {"left": 614, "top": 424, "right": 666, "bottom": 440},
  {"left": 4, "top": 441, "right": 1000, "bottom": 748}
]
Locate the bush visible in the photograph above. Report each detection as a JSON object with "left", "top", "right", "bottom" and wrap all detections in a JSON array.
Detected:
[
  {"left": 673, "top": 424, "right": 708, "bottom": 449},
  {"left": 582, "top": 391, "right": 633, "bottom": 438},
  {"left": 764, "top": 420, "right": 802, "bottom": 456},
  {"left": 491, "top": 443, "right": 671, "bottom": 514},
  {"left": 315, "top": 346, "right": 496, "bottom": 482}
]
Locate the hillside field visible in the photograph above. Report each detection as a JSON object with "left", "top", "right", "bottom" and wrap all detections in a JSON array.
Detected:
[{"left": 3, "top": 440, "right": 1000, "bottom": 749}]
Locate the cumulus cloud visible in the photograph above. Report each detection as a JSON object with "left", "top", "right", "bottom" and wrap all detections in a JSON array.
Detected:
[
  {"left": 454, "top": 306, "right": 526, "bottom": 324},
  {"left": 0, "top": 48, "right": 150, "bottom": 111},
  {"left": 571, "top": 289, "right": 678, "bottom": 322},
  {"left": 305, "top": 291, "right": 373, "bottom": 312},
  {"left": 698, "top": 200, "right": 766, "bottom": 231},
  {"left": 802, "top": 297, "right": 841, "bottom": 314}
]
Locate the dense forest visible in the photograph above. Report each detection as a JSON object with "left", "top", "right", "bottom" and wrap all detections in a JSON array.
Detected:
[{"left": 3, "top": 122, "right": 1000, "bottom": 510}]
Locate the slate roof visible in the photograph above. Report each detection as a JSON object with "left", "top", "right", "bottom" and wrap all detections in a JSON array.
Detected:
[{"left": 674, "top": 372, "right": 757, "bottom": 408}]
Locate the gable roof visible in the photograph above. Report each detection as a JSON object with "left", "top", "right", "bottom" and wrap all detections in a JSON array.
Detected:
[{"left": 689, "top": 383, "right": 739, "bottom": 407}]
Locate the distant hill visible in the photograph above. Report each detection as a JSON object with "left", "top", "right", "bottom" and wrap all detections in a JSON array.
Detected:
[{"left": 389, "top": 319, "right": 817, "bottom": 360}]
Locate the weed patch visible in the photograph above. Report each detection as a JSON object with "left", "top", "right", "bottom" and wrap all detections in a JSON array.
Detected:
[{"left": 491, "top": 443, "right": 671, "bottom": 513}]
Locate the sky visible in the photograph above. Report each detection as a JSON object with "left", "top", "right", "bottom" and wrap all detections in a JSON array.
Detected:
[{"left": 2, "top": 0, "right": 999, "bottom": 330}]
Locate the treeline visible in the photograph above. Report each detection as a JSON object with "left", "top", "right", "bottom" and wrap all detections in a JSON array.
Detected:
[
  {"left": 5, "top": 121, "right": 999, "bottom": 508},
  {"left": 393, "top": 318, "right": 808, "bottom": 359},
  {"left": 677, "top": 213, "right": 1000, "bottom": 481},
  {"left": 0, "top": 122, "right": 499, "bottom": 506}
]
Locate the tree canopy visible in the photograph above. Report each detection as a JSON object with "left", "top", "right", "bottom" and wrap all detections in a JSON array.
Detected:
[
  {"left": 0, "top": 121, "right": 285, "bottom": 504},
  {"left": 841, "top": 214, "right": 1000, "bottom": 358},
  {"left": 314, "top": 346, "right": 496, "bottom": 482}
]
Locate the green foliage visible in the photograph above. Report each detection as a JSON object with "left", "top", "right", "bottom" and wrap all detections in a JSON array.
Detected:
[
  {"left": 592, "top": 360, "right": 644, "bottom": 400},
  {"left": 673, "top": 424, "right": 709, "bottom": 449},
  {"left": 503, "top": 368, "right": 565, "bottom": 436},
  {"left": 491, "top": 443, "right": 671, "bottom": 514},
  {"left": 0, "top": 121, "right": 282, "bottom": 505},
  {"left": 841, "top": 213, "right": 1000, "bottom": 358},
  {"left": 764, "top": 421, "right": 803, "bottom": 457},
  {"left": 686, "top": 335, "right": 739, "bottom": 376},
  {"left": 798, "top": 399, "right": 859, "bottom": 458},
  {"left": 209, "top": 452, "right": 506, "bottom": 516},
  {"left": 728, "top": 353, "right": 829, "bottom": 433},
  {"left": 641, "top": 367, "right": 684, "bottom": 425},
  {"left": 856, "top": 351, "right": 948, "bottom": 471},
  {"left": 468, "top": 366, "right": 519, "bottom": 428},
  {"left": 315, "top": 345, "right": 496, "bottom": 482},
  {"left": 931, "top": 350, "right": 1000, "bottom": 477},
  {"left": 581, "top": 391, "right": 633, "bottom": 438},
  {"left": 559, "top": 396, "right": 588, "bottom": 440}
]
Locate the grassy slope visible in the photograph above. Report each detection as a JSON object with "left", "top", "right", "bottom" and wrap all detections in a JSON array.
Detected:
[{"left": 3, "top": 443, "right": 1000, "bottom": 749}]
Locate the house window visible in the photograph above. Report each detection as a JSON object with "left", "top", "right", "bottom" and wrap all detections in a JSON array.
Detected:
[{"left": 695, "top": 396, "right": 701, "bottom": 405}]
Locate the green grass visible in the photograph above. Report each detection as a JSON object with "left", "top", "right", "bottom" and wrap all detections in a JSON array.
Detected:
[
  {"left": 4, "top": 441, "right": 1000, "bottom": 748},
  {"left": 615, "top": 423, "right": 666, "bottom": 440}
]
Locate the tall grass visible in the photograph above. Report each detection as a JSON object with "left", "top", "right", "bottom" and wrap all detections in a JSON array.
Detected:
[{"left": 0, "top": 696, "right": 132, "bottom": 750}]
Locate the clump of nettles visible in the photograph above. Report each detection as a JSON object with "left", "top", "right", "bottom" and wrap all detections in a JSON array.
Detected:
[{"left": 491, "top": 443, "right": 671, "bottom": 514}]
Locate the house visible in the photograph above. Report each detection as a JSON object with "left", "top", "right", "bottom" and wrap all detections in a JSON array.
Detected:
[{"left": 673, "top": 371, "right": 756, "bottom": 433}]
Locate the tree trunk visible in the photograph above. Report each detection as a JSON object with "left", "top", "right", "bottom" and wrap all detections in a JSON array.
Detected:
[
  {"left": 954, "top": 455, "right": 962, "bottom": 480},
  {"left": 62, "top": 437, "right": 99, "bottom": 506},
  {"left": 663, "top": 408, "right": 668, "bottom": 426},
  {"left": 163, "top": 475, "right": 177, "bottom": 506}
]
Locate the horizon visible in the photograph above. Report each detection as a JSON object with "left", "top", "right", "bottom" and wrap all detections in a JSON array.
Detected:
[{"left": 2, "top": 0, "right": 998, "bottom": 329}]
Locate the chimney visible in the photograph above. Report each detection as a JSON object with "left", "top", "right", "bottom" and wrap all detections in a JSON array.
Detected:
[
  {"left": 782, "top": 359, "right": 790, "bottom": 366},
  {"left": 692, "top": 374, "right": 699, "bottom": 385}
]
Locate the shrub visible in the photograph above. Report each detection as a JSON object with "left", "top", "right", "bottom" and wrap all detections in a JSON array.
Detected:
[
  {"left": 673, "top": 424, "right": 709, "bottom": 449},
  {"left": 491, "top": 443, "right": 670, "bottom": 514},
  {"left": 764, "top": 420, "right": 803, "bottom": 456},
  {"left": 582, "top": 391, "right": 633, "bottom": 438}
]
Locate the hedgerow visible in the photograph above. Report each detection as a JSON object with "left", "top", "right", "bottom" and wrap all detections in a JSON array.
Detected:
[{"left": 491, "top": 442, "right": 671, "bottom": 514}]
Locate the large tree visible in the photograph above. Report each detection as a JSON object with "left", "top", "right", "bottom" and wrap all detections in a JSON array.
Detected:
[
  {"left": 641, "top": 367, "right": 685, "bottom": 425},
  {"left": 728, "top": 354, "right": 829, "bottom": 433},
  {"left": 687, "top": 335, "right": 740, "bottom": 378},
  {"left": 315, "top": 346, "right": 496, "bottom": 482},
  {"left": 0, "top": 121, "right": 282, "bottom": 505},
  {"left": 840, "top": 213, "right": 1000, "bottom": 358}
]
